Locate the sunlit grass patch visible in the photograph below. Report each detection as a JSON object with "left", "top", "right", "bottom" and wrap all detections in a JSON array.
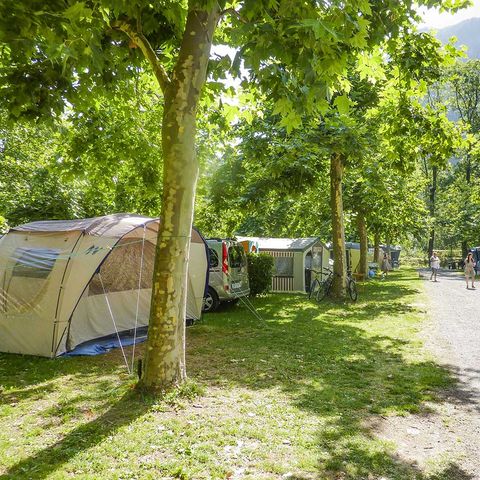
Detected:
[{"left": 0, "top": 268, "right": 457, "bottom": 479}]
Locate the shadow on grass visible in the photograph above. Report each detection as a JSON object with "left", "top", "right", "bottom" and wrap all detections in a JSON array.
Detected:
[
  {"left": 0, "top": 270, "right": 474, "bottom": 479},
  {"left": 0, "top": 350, "right": 149, "bottom": 479},
  {"left": 0, "top": 352, "right": 129, "bottom": 405},
  {"left": 188, "top": 270, "right": 474, "bottom": 479},
  {"left": 0, "top": 389, "right": 150, "bottom": 480}
]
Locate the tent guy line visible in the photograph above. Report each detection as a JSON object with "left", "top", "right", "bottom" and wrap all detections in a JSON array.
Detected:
[
  {"left": 208, "top": 268, "right": 265, "bottom": 323},
  {"left": 131, "top": 224, "right": 147, "bottom": 374},
  {"left": 99, "top": 272, "right": 132, "bottom": 374}
]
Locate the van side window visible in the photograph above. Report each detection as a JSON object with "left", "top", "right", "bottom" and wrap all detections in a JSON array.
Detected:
[
  {"left": 228, "top": 245, "right": 246, "bottom": 268},
  {"left": 208, "top": 248, "right": 219, "bottom": 268}
]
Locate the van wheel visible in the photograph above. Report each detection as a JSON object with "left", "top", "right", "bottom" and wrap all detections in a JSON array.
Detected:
[{"left": 203, "top": 287, "right": 219, "bottom": 312}]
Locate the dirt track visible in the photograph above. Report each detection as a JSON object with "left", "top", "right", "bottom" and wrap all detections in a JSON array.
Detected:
[
  {"left": 375, "top": 269, "right": 480, "bottom": 479},
  {"left": 422, "top": 269, "right": 480, "bottom": 400},
  {"left": 422, "top": 269, "right": 480, "bottom": 477}
]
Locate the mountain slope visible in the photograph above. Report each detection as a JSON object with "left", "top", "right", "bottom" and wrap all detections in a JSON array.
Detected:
[{"left": 432, "top": 17, "right": 480, "bottom": 58}]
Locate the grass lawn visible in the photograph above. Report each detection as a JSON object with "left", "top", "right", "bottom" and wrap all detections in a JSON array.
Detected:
[{"left": 0, "top": 269, "right": 456, "bottom": 479}]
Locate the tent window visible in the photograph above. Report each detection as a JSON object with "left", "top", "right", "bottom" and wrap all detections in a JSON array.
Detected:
[
  {"left": 12, "top": 248, "right": 59, "bottom": 279},
  {"left": 274, "top": 257, "right": 293, "bottom": 276}
]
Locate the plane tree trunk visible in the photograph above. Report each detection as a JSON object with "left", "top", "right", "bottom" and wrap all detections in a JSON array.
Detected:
[
  {"left": 373, "top": 231, "right": 380, "bottom": 263},
  {"left": 330, "top": 153, "right": 346, "bottom": 298},
  {"left": 357, "top": 211, "right": 368, "bottom": 279},
  {"left": 462, "top": 154, "right": 471, "bottom": 257},
  {"left": 137, "top": 3, "right": 219, "bottom": 391},
  {"left": 427, "top": 166, "right": 437, "bottom": 259}
]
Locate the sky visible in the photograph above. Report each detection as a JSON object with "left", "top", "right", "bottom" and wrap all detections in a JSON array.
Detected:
[{"left": 419, "top": 0, "right": 480, "bottom": 29}]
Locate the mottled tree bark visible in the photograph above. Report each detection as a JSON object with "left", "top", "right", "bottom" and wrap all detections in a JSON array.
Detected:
[
  {"left": 462, "top": 154, "right": 471, "bottom": 257},
  {"left": 139, "top": 3, "right": 219, "bottom": 390},
  {"left": 357, "top": 212, "right": 368, "bottom": 279},
  {"left": 373, "top": 231, "right": 380, "bottom": 263},
  {"left": 466, "top": 153, "right": 471, "bottom": 183},
  {"left": 427, "top": 166, "right": 437, "bottom": 259},
  {"left": 330, "top": 153, "right": 346, "bottom": 298}
]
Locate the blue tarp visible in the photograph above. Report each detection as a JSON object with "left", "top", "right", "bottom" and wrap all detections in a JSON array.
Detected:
[{"left": 64, "top": 327, "right": 148, "bottom": 356}]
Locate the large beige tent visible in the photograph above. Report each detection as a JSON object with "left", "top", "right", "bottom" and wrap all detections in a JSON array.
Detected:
[{"left": 0, "top": 214, "right": 208, "bottom": 358}]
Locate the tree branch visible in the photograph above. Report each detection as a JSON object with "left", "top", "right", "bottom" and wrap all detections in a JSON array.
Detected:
[
  {"left": 111, "top": 19, "right": 171, "bottom": 92},
  {"left": 220, "top": 7, "right": 247, "bottom": 23}
]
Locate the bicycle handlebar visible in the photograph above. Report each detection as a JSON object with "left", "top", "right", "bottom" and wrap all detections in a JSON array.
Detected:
[{"left": 307, "top": 267, "right": 332, "bottom": 275}]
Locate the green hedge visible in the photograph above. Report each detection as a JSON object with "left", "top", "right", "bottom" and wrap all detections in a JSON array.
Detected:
[
  {"left": 0, "top": 216, "right": 8, "bottom": 234},
  {"left": 247, "top": 253, "right": 274, "bottom": 297}
]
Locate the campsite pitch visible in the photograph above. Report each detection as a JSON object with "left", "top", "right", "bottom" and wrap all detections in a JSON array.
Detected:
[{"left": 0, "top": 270, "right": 464, "bottom": 479}]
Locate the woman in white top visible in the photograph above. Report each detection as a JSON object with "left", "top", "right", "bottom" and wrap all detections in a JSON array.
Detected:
[
  {"left": 381, "top": 253, "right": 391, "bottom": 278},
  {"left": 430, "top": 251, "right": 440, "bottom": 282},
  {"left": 464, "top": 252, "right": 476, "bottom": 289}
]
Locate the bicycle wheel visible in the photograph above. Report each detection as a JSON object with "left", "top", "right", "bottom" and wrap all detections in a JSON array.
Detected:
[
  {"left": 316, "top": 279, "right": 331, "bottom": 302},
  {"left": 347, "top": 278, "right": 358, "bottom": 301},
  {"left": 309, "top": 279, "right": 321, "bottom": 299}
]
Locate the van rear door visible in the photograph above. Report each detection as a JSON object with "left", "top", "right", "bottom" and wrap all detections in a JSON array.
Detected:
[{"left": 228, "top": 244, "right": 249, "bottom": 296}]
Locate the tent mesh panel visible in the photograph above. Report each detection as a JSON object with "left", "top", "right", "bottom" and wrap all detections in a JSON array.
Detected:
[{"left": 89, "top": 239, "right": 155, "bottom": 295}]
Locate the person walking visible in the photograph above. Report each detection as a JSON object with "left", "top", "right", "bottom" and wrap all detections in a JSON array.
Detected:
[
  {"left": 430, "top": 251, "right": 440, "bottom": 282},
  {"left": 464, "top": 252, "right": 476, "bottom": 289},
  {"left": 381, "top": 252, "right": 391, "bottom": 279}
]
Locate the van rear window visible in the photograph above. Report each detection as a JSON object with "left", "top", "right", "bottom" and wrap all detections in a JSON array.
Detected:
[
  {"left": 228, "top": 245, "right": 246, "bottom": 268},
  {"left": 208, "top": 248, "right": 219, "bottom": 268}
]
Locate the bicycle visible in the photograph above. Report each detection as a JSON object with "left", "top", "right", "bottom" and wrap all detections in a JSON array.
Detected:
[
  {"left": 316, "top": 267, "right": 333, "bottom": 301},
  {"left": 308, "top": 269, "right": 323, "bottom": 300},
  {"left": 311, "top": 267, "right": 357, "bottom": 302},
  {"left": 346, "top": 270, "right": 358, "bottom": 301}
]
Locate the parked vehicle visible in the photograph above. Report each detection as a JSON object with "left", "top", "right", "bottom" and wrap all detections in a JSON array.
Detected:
[
  {"left": 203, "top": 238, "right": 250, "bottom": 312},
  {"left": 469, "top": 247, "right": 480, "bottom": 273}
]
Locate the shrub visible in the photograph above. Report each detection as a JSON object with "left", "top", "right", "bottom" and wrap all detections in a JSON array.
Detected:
[
  {"left": 247, "top": 253, "right": 274, "bottom": 297},
  {"left": 0, "top": 216, "right": 8, "bottom": 234}
]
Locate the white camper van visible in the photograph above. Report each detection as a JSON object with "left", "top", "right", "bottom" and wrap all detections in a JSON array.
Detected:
[{"left": 203, "top": 238, "right": 250, "bottom": 312}]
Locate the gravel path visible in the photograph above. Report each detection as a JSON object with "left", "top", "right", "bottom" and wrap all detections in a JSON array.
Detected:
[
  {"left": 421, "top": 268, "right": 480, "bottom": 476},
  {"left": 374, "top": 269, "right": 480, "bottom": 478},
  {"left": 423, "top": 268, "right": 480, "bottom": 400}
]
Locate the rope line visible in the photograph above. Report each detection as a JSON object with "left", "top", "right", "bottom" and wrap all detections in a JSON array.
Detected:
[
  {"left": 99, "top": 273, "right": 131, "bottom": 374},
  {"left": 131, "top": 225, "right": 146, "bottom": 374},
  {"left": 208, "top": 269, "right": 265, "bottom": 323}
]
